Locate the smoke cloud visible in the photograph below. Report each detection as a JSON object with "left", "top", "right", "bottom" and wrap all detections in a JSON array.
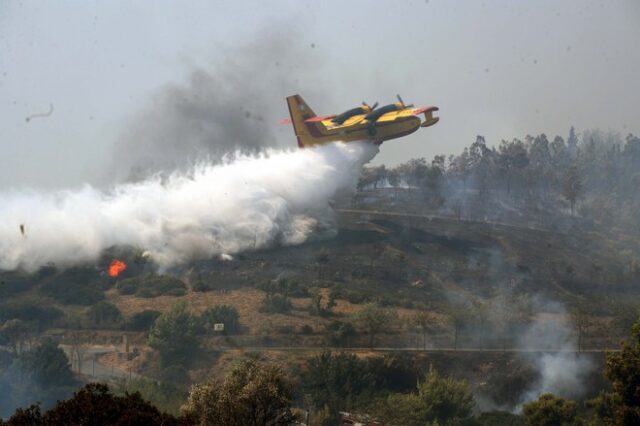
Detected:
[
  {"left": 515, "top": 310, "right": 595, "bottom": 410},
  {"left": 0, "top": 142, "right": 378, "bottom": 272},
  {"left": 111, "top": 31, "right": 328, "bottom": 182}
]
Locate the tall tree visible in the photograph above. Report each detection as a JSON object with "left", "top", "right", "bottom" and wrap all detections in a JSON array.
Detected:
[
  {"left": 183, "top": 359, "right": 295, "bottom": 426},
  {"left": 562, "top": 165, "right": 583, "bottom": 215},
  {"left": 147, "top": 303, "right": 199, "bottom": 366},
  {"left": 353, "top": 303, "right": 398, "bottom": 347}
]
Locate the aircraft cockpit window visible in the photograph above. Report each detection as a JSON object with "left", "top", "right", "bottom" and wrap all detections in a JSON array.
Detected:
[{"left": 332, "top": 107, "right": 366, "bottom": 125}]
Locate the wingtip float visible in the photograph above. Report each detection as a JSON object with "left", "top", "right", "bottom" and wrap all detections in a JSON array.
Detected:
[{"left": 284, "top": 94, "right": 439, "bottom": 148}]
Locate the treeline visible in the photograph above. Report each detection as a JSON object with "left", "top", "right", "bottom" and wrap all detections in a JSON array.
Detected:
[
  {"left": 359, "top": 128, "right": 640, "bottom": 230},
  {"left": 4, "top": 318, "right": 640, "bottom": 425}
]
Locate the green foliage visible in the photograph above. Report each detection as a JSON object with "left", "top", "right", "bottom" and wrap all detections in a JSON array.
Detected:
[
  {"left": 596, "top": 317, "right": 640, "bottom": 424},
  {"left": 200, "top": 304, "right": 240, "bottom": 334},
  {"left": 86, "top": 301, "right": 122, "bottom": 328},
  {"left": 0, "top": 299, "right": 63, "bottom": 330},
  {"left": 475, "top": 411, "right": 525, "bottom": 425},
  {"left": 0, "top": 319, "right": 35, "bottom": 354},
  {"left": 366, "top": 354, "right": 418, "bottom": 393},
  {"left": 353, "top": 303, "right": 398, "bottom": 347},
  {"left": 14, "top": 339, "right": 75, "bottom": 386},
  {"left": 125, "top": 310, "right": 161, "bottom": 332},
  {"left": 0, "top": 272, "right": 37, "bottom": 298},
  {"left": 309, "top": 288, "right": 336, "bottom": 317},
  {"left": 416, "top": 367, "right": 475, "bottom": 424},
  {"left": 0, "top": 339, "right": 78, "bottom": 417},
  {"left": 39, "top": 267, "right": 106, "bottom": 305},
  {"left": 115, "top": 274, "right": 186, "bottom": 298},
  {"left": 370, "top": 367, "right": 475, "bottom": 426},
  {"left": 114, "top": 378, "right": 185, "bottom": 416},
  {"left": 260, "top": 294, "right": 292, "bottom": 314},
  {"left": 300, "top": 324, "right": 314, "bottom": 335},
  {"left": 562, "top": 165, "right": 583, "bottom": 215},
  {"left": 1, "top": 383, "right": 181, "bottom": 425},
  {"left": 302, "top": 351, "right": 373, "bottom": 415},
  {"left": 522, "top": 393, "right": 578, "bottom": 426},
  {"left": 147, "top": 303, "right": 199, "bottom": 366},
  {"left": 182, "top": 359, "right": 295, "bottom": 426},
  {"left": 325, "top": 320, "right": 356, "bottom": 346},
  {"left": 191, "top": 279, "right": 215, "bottom": 292}
]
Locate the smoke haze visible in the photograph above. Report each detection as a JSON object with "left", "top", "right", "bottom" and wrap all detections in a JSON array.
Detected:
[
  {"left": 515, "top": 310, "right": 595, "bottom": 410},
  {"left": 0, "top": 142, "right": 378, "bottom": 272},
  {"left": 111, "top": 32, "right": 327, "bottom": 182}
]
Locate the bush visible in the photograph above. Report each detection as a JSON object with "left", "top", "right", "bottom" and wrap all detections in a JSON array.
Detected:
[
  {"left": 476, "top": 411, "right": 525, "bottom": 425},
  {"left": 1, "top": 383, "right": 180, "bottom": 425},
  {"left": 260, "top": 294, "right": 291, "bottom": 314},
  {"left": 147, "top": 303, "right": 199, "bottom": 366},
  {"left": 115, "top": 281, "right": 137, "bottom": 295},
  {"left": 0, "top": 339, "right": 78, "bottom": 418},
  {"left": 182, "top": 359, "right": 294, "bottom": 426},
  {"left": 39, "top": 267, "right": 106, "bottom": 305},
  {"left": 0, "top": 300, "right": 63, "bottom": 330},
  {"left": 325, "top": 320, "right": 356, "bottom": 346},
  {"left": 344, "top": 290, "right": 368, "bottom": 304},
  {"left": 522, "top": 393, "right": 577, "bottom": 426},
  {"left": 86, "top": 302, "right": 122, "bottom": 328},
  {"left": 191, "top": 280, "right": 214, "bottom": 292},
  {"left": 125, "top": 310, "right": 162, "bottom": 332},
  {"left": 300, "top": 324, "right": 314, "bottom": 335},
  {"left": 116, "top": 274, "right": 186, "bottom": 298},
  {"left": 114, "top": 378, "right": 185, "bottom": 416},
  {"left": 370, "top": 367, "right": 475, "bottom": 425},
  {"left": 200, "top": 305, "right": 240, "bottom": 334},
  {"left": 0, "top": 272, "right": 37, "bottom": 298}
]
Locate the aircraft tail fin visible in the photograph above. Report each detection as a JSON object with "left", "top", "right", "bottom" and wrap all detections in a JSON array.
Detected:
[{"left": 286, "top": 95, "right": 323, "bottom": 148}]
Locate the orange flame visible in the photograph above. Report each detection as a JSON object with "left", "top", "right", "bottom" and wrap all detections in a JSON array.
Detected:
[{"left": 108, "top": 259, "right": 127, "bottom": 278}]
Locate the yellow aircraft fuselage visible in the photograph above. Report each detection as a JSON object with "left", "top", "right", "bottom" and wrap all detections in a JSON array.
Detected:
[{"left": 286, "top": 95, "right": 439, "bottom": 148}]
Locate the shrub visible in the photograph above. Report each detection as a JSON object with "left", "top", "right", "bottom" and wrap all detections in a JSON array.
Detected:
[
  {"left": 522, "top": 393, "right": 577, "bottom": 426},
  {"left": 114, "top": 378, "right": 185, "bottom": 416},
  {"left": 344, "top": 290, "right": 368, "bottom": 304},
  {"left": 1, "top": 383, "right": 180, "bottom": 425},
  {"left": 182, "top": 360, "right": 294, "bottom": 426},
  {"left": 115, "top": 280, "right": 137, "bottom": 295},
  {"left": 86, "top": 301, "right": 122, "bottom": 328},
  {"left": 260, "top": 294, "right": 291, "bottom": 314},
  {"left": 147, "top": 303, "right": 199, "bottom": 366},
  {"left": 200, "top": 305, "right": 240, "bottom": 334},
  {"left": 39, "top": 267, "right": 105, "bottom": 305},
  {"left": 126, "top": 310, "right": 162, "bottom": 332},
  {"left": 116, "top": 274, "right": 186, "bottom": 298},
  {"left": 0, "top": 272, "right": 37, "bottom": 298},
  {"left": 325, "top": 320, "right": 356, "bottom": 346},
  {"left": 0, "top": 300, "right": 63, "bottom": 330},
  {"left": 191, "top": 280, "right": 214, "bottom": 292},
  {"left": 300, "top": 324, "right": 314, "bottom": 335}
]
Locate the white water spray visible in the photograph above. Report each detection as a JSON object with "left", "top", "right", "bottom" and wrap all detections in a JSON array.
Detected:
[{"left": 0, "top": 142, "right": 378, "bottom": 271}]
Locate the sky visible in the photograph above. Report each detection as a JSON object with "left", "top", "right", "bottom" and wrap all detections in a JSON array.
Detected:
[{"left": 1, "top": 0, "right": 639, "bottom": 189}]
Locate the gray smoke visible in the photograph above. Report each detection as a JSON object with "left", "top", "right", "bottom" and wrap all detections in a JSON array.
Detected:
[
  {"left": 111, "top": 30, "right": 328, "bottom": 182},
  {"left": 514, "top": 301, "right": 595, "bottom": 411}
]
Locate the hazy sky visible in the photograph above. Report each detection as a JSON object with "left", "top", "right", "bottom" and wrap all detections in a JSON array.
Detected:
[{"left": 1, "top": 0, "right": 639, "bottom": 188}]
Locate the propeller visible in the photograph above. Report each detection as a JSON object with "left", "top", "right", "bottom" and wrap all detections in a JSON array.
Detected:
[
  {"left": 396, "top": 94, "right": 414, "bottom": 109},
  {"left": 362, "top": 101, "right": 378, "bottom": 110}
]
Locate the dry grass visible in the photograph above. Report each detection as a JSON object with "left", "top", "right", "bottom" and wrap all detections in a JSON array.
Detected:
[{"left": 105, "top": 285, "right": 428, "bottom": 336}]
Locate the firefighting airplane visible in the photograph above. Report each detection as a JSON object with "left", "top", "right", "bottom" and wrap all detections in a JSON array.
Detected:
[{"left": 283, "top": 94, "right": 439, "bottom": 148}]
